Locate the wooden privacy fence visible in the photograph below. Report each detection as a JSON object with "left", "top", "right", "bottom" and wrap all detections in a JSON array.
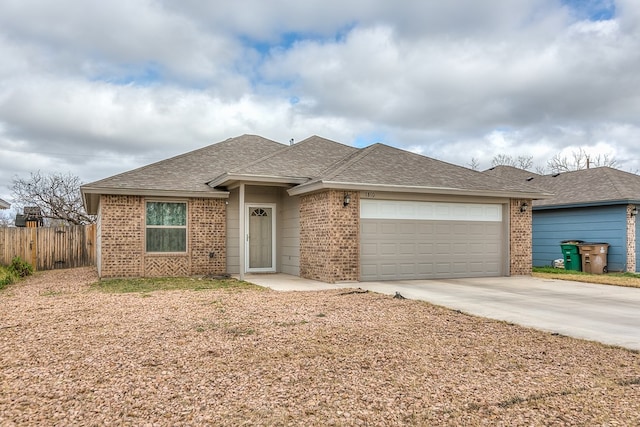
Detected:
[{"left": 0, "top": 224, "right": 96, "bottom": 271}]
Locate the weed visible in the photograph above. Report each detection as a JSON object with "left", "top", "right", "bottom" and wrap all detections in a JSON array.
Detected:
[
  {"left": 40, "top": 290, "right": 64, "bottom": 297},
  {"left": 90, "top": 276, "right": 263, "bottom": 293},
  {"left": 0, "top": 265, "right": 16, "bottom": 289},
  {"left": 226, "top": 326, "right": 255, "bottom": 336},
  {"left": 9, "top": 257, "right": 33, "bottom": 278},
  {"left": 617, "top": 377, "right": 640, "bottom": 386},
  {"left": 275, "top": 320, "right": 309, "bottom": 327},
  {"left": 498, "top": 395, "right": 527, "bottom": 408}
]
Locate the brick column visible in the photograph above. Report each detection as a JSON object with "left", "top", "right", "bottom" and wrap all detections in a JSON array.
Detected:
[
  {"left": 626, "top": 204, "right": 636, "bottom": 272},
  {"left": 190, "top": 198, "right": 227, "bottom": 275},
  {"left": 509, "top": 199, "right": 532, "bottom": 275},
  {"left": 300, "top": 190, "right": 359, "bottom": 283}
]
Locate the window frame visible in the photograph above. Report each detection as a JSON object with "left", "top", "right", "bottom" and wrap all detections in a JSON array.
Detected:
[{"left": 145, "top": 200, "right": 188, "bottom": 254}]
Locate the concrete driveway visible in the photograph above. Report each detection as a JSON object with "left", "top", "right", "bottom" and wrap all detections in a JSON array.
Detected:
[{"left": 244, "top": 274, "right": 640, "bottom": 351}]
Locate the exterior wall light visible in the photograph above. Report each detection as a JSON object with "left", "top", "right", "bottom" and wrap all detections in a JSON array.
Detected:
[
  {"left": 631, "top": 206, "right": 638, "bottom": 217},
  {"left": 520, "top": 202, "right": 529, "bottom": 213},
  {"left": 343, "top": 193, "right": 351, "bottom": 207}
]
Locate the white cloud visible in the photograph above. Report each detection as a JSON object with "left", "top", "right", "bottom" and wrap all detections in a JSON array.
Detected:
[{"left": 1, "top": 0, "right": 640, "bottom": 202}]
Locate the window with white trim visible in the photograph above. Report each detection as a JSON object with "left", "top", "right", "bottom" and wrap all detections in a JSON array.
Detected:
[{"left": 146, "top": 201, "right": 187, "bottom": 253}]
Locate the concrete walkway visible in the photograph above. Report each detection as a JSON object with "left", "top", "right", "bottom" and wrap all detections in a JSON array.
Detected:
[{"left": 243, "top": 274, "right": 640, "bottom": 351}]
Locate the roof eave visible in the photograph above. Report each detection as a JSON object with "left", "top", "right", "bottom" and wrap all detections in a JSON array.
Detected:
[
  {"left": 287, "top": 181, "right": 552, "bottom": 199},
  {"left": 81, "top": 186, "right": 230, "bottom": 215},
  {"left": 207, "top": 173, "right": 309, "bottom": 188},
  {"left": 533, "top": 199, "right": 640, "bottom": 211}
]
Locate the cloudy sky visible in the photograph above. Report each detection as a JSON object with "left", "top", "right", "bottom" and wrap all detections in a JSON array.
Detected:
[{"left": 1, "top": 0, "right": 639, "bottom": 204}]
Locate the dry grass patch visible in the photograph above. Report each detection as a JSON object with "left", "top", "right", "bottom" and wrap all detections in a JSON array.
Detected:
[
  {"left": 533, "top": 267, "right": 640, "bottom": 288},
  {"left": 1, "top": 268, "right": 639, "bottom": 426}
]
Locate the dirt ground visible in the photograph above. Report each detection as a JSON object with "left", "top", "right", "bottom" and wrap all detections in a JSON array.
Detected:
[{"left": 1, "top": 268, "right": 639, "bottom": 426}]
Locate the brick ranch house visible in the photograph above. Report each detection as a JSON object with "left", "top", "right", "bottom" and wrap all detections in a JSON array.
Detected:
[{"left": 81, "top": 135, "right": 548, "bottom": 283}]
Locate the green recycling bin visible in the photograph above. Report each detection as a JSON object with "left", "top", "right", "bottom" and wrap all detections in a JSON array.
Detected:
[{"left": 560, "top": 240, "right": 583, "bottom": 271}]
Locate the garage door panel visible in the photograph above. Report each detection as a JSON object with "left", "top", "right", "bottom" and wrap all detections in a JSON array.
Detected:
[
  {"left": 380, "top": 223, "right": 398, "bottom": 234},
  {"left": 360, "top": 202, "right": 504, "bottom": 281},
  {"left": 468, "top": 242, "right": 484, "bottom": 254},
  {"left": 417, "top": 243, "right": 434, "bottom": 255},
  {"left": 399, "top": 243, "right": 416, "bottom": 254},
  {"left": 451, "top": 242, "right": 468, "bottom": 255},
  {"left": 361, "top": 242, "right": 378, "bottom": 256},
  {"left": 398, "top": 263, "right": 416, "bottom": 275},
  {"left": 436, "top": 262, "right": 452, "bottom": 274},
  {"left": 452, "top": 223, "right": 469, "bottom": 235},
  {"left": 452, "top": 262, "right": 469, "bottom": 273},
  {"left": 380, "top": 243, "right": 397, "bottom": 255},
  {"left": 397, "top": 223, "right": 415, "bottom": 235},
  {"left": 417, "top": 262, "right": 434, "bottom": 274},
  {"left": 417, "top": 223, "right": 434, "bottom": 234},
  {"left": 361, "top": 222, "right": 378, "bottom": 234},
  {"left": 436, "top": 224, "right": 451, "bottom": 234},
  {"left": 435, "top": 242, "right": 451, "bottom": 254}
]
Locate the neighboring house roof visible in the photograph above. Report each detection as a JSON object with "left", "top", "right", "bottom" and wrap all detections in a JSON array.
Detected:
[
  {"left": 82, "top": 135, "right": 550, "bottom": 214},
  {"left": 0, "top": 198, "right": 10, "bottom": 209},
  {"left": 484, "top": 165, "right": 640, "bottom": 209}
]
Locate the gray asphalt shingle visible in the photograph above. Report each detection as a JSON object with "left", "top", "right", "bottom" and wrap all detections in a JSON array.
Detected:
[
  {"left": 84, "top": 135, "right": 285, "bottom": 192},
  {"left": 83, "top": 135, "right": 548, "bottom": 204},
  {"left": 484, "top": 165, "right": 640, "bottom": 207}
]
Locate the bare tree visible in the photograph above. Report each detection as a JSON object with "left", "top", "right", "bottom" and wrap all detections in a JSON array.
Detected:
[
  {"left": 11, "top": 171, "right": 95, "bottom": 225},
  {"left": 491, "top": 154, "right": 534, "bottom": 170},
  {"left": 546, "top": 147, "right": 617, "bottom": 174},
  {"left": 0, "top": 210, "right": 13, "bottom": 227},
  {"left": 467, "top": 157, "right": 480, "bottom": 171},
  {"left": 516, "top": 155, "right": 533, "bottom": 170}
]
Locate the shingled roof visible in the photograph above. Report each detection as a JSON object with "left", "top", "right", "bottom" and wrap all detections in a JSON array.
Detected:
[
  {"left": 484, "top": 165, "right": 640, "bottom": 208},
  {"left": 0, "top": 198, "right": 10, "bottom": 209},
  {"left": 82, "top": 135, "right": 285, "bottom": 213},
  {"left": 83, "top": 135, "right": 550, "bottom": 214},
  {"left": 290, "top": 144, "right": 546, "bottom": 197},
  {"left": 207, "top": 136, "right": 359, "bottom": 187}
]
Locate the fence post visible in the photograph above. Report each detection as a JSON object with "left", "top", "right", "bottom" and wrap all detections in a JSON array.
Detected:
[{"left": 30, "top": 227, "right": 37, "bottom": 271}]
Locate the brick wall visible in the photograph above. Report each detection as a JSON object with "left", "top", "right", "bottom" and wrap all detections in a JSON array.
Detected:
[
  {"left": 626, "top": 204, "right": 636, "bottom": 272},
  {"left": 190, "top": 198, "right": 226, "bottom": 275},
  {"left": 98, "top": 195, "right": 226, "bottom": 278},
  {"left": 100, "top": 195, "right": 144, "bottom": 278},
  {"left": 509, "top": 199, "right": 532, "bottom": 275},
  {"left": 300, "top": 190, "right": 359, "bottom": 283}
]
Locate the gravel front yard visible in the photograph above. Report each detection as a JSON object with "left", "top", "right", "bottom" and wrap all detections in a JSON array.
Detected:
[{"left": 1, "top": 268, "right": 639, "bottom": 426}]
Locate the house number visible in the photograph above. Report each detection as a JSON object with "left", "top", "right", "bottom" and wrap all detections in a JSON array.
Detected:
[{"left": 365, "top": 191, "right": 376, "bottom": 198}]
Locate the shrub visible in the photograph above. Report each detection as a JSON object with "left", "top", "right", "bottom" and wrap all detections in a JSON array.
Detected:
[
  {"left": 0, "top": 265, "right": 16, "bottom": 289},
  {"left": 8, "top": 256, "right": 33, "bottom": 278}
]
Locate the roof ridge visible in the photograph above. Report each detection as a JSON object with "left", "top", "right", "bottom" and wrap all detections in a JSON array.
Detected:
[
  {"left": 225, "top": 138, "right": 293, "bottom": 173},
  {"left": 226, "top": 135, "right": 354, "bottom": 174},
  {"left": 601, "top": 167, "right": 627, "bottom": 198},
  {"left": 318, "top": 143, "right": 381, "bottom": 181}
]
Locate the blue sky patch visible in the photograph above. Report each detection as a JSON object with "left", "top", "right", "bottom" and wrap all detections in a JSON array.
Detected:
[
  {"left": 353, "top": 131, "right": 388, "bottom": 148},
  {"left": 562, "top": 0, "right": 616, "bottom": 21},
  {"left": 92, "top": 62, "right": 164, "bottom": 86}
]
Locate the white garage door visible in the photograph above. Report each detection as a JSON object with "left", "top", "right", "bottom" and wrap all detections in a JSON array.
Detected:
[{"left": 360, "top": 200, "right": 504, "bottom": 281}]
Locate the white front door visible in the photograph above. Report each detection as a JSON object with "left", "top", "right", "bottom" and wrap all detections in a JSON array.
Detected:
[{"left": 246, "top": 204, "right": 276, "bottom": 272}]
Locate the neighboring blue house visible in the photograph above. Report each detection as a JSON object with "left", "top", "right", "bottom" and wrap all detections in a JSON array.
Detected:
[{"left": 485, "top": 166, "right": 640, "bottom": 273}]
